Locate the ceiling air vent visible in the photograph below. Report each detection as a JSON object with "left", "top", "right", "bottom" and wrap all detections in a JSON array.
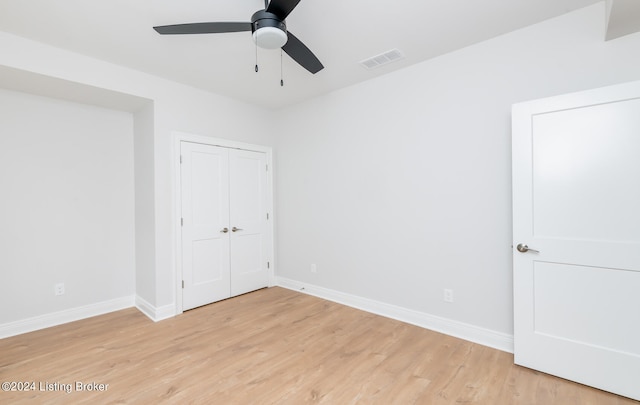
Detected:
[{"left": 359, "top": 49, "right": 405, "bottom": 70}]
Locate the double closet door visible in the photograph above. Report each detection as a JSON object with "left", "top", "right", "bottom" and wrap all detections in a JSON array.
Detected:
[{"left": 180, "top": 141, "right": 269, "bottom": 311}]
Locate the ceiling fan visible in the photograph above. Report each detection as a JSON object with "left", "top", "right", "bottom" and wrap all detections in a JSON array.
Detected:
[{"left": 153, "top": 0, "right": 324, "bottom": 74}]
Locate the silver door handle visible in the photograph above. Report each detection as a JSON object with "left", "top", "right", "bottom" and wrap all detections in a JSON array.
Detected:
[
  {"left": 232, "top": 227, "right": 243, "bottom": 232},
  {"left": 220, "top": 227, "right": 229, "bottom": 233},
  {"left": 516, "top": 243, "right": 539, "bottom": 253}
]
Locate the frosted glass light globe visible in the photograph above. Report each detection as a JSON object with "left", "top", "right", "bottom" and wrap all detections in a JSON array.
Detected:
[{"left": 253, "top": 27, "right": 288, "bottom": 49}]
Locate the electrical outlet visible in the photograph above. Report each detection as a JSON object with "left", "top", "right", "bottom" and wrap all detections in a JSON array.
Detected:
[
  {"left": 55, "top": 283, "right": 65, "bottom": 296},
  {"left": 310, "top": 263, "right": 317, "bottom": 273},
  {"left": 443, "top": 288, "right": 454, "bottom": 303}
]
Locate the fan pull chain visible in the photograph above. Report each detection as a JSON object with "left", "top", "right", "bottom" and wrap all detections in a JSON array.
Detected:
[
  {"left": 280, "top": 49, "right": 284, "bottom": 87},
  {"left": 255, "top": 41, "right": 259, "bottom": 73}
]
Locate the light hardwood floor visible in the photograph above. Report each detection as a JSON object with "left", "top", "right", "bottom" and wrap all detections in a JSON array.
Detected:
[{"left": 0, "top": 287, "right": 637, "bottom": 404}]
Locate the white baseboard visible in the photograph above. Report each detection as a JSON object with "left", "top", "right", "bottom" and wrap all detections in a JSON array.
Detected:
[
  {"left": 135, "top": 296, "right": 175, "bottom": 322},
  {"left": 0, "top": 295, "right": 135, "bottom": 339},
  {"left": 276, "top": 277, "right": 514, "bottom": 353},
  {"left": 1, "top": 280, "right": 512, "bottom": 352}
]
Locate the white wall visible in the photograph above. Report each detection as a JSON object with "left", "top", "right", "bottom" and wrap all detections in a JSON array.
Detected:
[
  {"left": 0, "top": 88, "right": 135, "bottom": 323},
  {"left": 133, "top": 102, "right": 156, "bottom": 305},
  {"left": 274, "top": 3, "right": 640, "bottom": 338},
  {"left": 3, "top": 1, "right": 639, "bottom": 344},
  {"left": 0, "top": 30, "right": 275, "bottom": 325}
]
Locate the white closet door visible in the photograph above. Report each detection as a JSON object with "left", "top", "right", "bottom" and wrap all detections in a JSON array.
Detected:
[
  {"left": 181, "top": 142, "right": 230, "bottom": 310},
  {"left": 512, "top": 82, "right": 640, "bottom": 400},
  {"left": 229, "top": 149, "right": 269, "bottom": 296}
]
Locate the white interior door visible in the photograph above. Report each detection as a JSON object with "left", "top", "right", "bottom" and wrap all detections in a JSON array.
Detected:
[
  {"left": 180, "top": 141, "right": 270, "bottom": 310},
  {"left": 180, "top": 142, "right": 230, "bottom": 310},
  {"left": 512, "top": 82, "right": 640, "bottom": 400},
  {"left": 229, "top": 149, "right": 269, "bottom": 296}
]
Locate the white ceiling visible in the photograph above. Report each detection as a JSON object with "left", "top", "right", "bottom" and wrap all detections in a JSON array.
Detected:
[{"left": 0, "top": 0, "right": 606, "bottom": 109}]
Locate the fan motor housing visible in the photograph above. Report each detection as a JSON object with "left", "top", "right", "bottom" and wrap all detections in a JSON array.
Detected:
[{"left": 251, "top": 10, "right": 286, "bottom": 33}]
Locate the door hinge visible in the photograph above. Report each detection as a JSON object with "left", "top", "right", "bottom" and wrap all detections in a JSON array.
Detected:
[
  {"left": 182, "top": 280, "right": 184, "bottom": 289},
  {"left": 181, "top": 218, "right": 184, "bottom": 226},
  {"left": 266, "top": 164, "right": 268, "bottom": 172},
  {"left": 266, "top": 212, "right": 269, "bottom": 220},
  {"left": 180, "top": 155, "right": 183, "bottom": 164},
  {"left": 267, "top": 262, "right": 270, "bottom": 269}
]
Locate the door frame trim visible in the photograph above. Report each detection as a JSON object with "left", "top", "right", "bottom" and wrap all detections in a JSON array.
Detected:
[{"left": 172, "top": 131, "right": 275, "bottom": 315}]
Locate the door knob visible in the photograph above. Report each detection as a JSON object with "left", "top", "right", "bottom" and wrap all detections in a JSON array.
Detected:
[
  {"left": 220, "top": 227, "right": 229, "bottom": 233},
  {"left": 232, "top": 227, "right": 243, "bottom": 232},
  {"left": 516, "top": 243, "right": 539, "bottom": 253}
]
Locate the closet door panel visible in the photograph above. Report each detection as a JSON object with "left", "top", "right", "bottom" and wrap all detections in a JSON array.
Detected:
[
  {"left": 180, "top": 142, "right": 230, "bottom": 310},
  {"left": 229, "top": 149, "right": 269, "bottom": 296}
]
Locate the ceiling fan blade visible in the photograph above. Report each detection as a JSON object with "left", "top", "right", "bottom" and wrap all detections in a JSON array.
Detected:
[
  {"left": 265, "top": 0, "right": 302, "bottom": 20},
  {"left": 153, "top": 22, "right": 252, "bottom": 35},
  {"left": 282, "top": 31, "right": 324, "bottom": 74}
]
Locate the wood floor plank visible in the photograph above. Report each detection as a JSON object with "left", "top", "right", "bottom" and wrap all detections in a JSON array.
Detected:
[{"left": 0, "top": 287, "right": 637, "bottom": 404}]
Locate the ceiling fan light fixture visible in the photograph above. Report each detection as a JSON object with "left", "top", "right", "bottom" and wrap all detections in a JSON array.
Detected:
[
  {"left": 253, "top": 27, "right": 288, "bottom": 49},
  {"left": 154, "top": 2, "right": 324, "bottom": 74}
]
